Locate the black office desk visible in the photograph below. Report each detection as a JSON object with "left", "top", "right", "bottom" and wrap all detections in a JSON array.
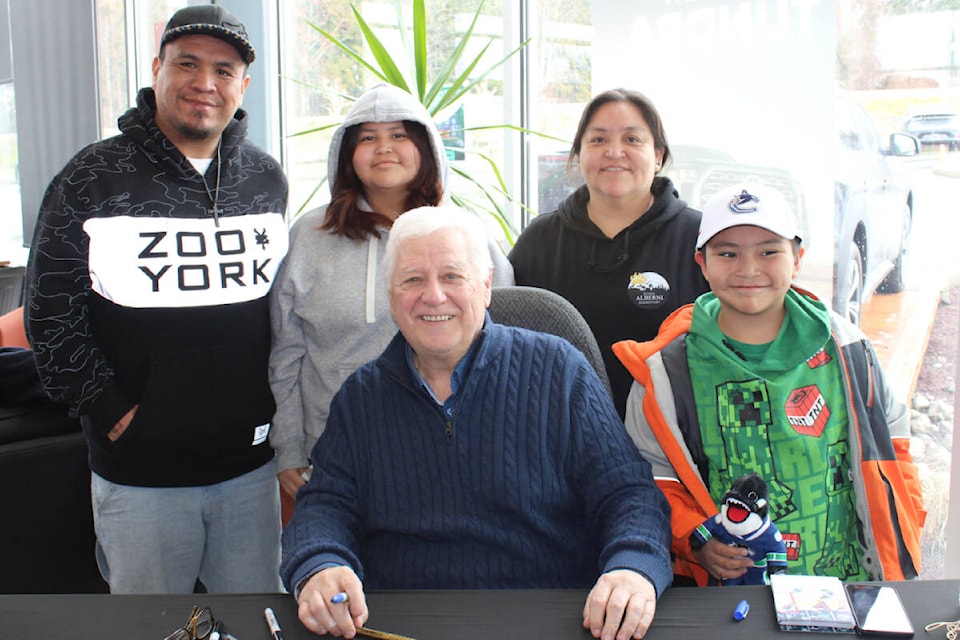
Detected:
[{"left": 1, "top": 580, "right": 957, "bottom": 639}]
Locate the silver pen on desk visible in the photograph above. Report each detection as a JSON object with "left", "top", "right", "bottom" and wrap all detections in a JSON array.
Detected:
[{"left": 264, "top": 607, "right": 284, "bottom": 640}]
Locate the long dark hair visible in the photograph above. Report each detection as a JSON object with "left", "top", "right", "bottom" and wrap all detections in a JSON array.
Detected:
[
  {"left": 321, "top": 120, "right": 443, "bottom": 240},
  {"left": 567, "top": 88, "right": 671, "bottom": 172}
]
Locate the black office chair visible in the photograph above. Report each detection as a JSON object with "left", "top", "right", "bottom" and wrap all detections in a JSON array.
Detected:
[{"left": 488, "top": 285, "right": 612, "bottom": 398}]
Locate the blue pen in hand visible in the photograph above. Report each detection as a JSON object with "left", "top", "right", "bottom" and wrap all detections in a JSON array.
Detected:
[
  {"left": 733, "top": 599, "right": 750, "bottom": 621},
  {"left": 330, "top": 591, "right": 349, "bottom": 604}
]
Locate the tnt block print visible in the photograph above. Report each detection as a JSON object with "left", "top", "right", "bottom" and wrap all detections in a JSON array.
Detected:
[{"left": 785, "top": 385, "right": 830, "bottom": 437}]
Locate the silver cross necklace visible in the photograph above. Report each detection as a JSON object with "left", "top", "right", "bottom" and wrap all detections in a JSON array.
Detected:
[{"left": 200, "top": 138, "right": 222, "bottom": 227}]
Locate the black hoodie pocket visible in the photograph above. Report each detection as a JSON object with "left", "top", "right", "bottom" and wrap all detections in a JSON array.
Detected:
[{"left": 121, "top": 341, "right": 274, "bottom": 453}]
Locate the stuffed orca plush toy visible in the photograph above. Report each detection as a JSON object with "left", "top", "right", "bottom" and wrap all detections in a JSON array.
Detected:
[{"left": 689, "top": 472, "right": 788, "bottom": 585}]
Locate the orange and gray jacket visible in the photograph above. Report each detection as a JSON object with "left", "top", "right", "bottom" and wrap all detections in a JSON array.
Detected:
[{"left": 612, "top": 294, "right": 925, "bottom": 585}]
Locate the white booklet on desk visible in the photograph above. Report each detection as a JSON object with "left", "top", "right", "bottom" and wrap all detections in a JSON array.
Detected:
[{"left": 769, "top": 573, "right": 856, "bottom": 634}]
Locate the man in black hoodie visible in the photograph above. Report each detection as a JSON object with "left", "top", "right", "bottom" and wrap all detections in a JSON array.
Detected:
[{"left": 25, "top": 5, "right": 288, "bottom": 594}]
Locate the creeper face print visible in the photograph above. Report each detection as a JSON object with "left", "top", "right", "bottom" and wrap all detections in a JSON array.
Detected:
[
  {"left": 813, "top": 438, "right": 862, "bottom": 578},
  {"left": 712, "top": 379, "right": 797, "bottom": 521}
]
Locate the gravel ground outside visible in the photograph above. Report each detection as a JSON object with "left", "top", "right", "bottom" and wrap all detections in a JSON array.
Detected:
[{"left": 912, "top": 279, "right": 959, "bottom": 579}]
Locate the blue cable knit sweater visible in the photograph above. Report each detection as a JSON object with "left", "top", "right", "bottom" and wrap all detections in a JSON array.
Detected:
[{"left": 281, "top": 318, "right": 672, "bottom": 595}]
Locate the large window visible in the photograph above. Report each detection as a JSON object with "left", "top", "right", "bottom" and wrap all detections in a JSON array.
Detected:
[
  {"left": 526, "top": 1, "right": 592, "bottom": 219},
  {"left": 0, "top": 81, "right": 23, "bottom": 265},
  {"left": 96, "top": 0, "right": 185, "bottom": 138}
]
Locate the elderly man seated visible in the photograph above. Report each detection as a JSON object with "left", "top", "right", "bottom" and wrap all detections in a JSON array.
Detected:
[{"left": 280, "top": 205, "right": 672, "bottom": 640}]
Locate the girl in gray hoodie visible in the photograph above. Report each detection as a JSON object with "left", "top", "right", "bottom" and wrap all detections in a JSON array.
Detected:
[{"left": 269, "top": 84, "right": 513, "bottom": 506}]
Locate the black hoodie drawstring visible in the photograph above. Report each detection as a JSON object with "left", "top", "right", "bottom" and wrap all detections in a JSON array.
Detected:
[{"left": 588, "top": 228, "right": 631, "bottom": 273}]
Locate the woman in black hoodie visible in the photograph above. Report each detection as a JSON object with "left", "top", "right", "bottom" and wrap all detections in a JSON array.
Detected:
[{"left": 509, "top": 88, "right": 709, "bottom": 417}]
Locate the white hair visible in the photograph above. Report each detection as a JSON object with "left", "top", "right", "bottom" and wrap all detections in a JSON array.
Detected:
[{"left": 383, "top": 205, "right": 494, "bottom": 284}]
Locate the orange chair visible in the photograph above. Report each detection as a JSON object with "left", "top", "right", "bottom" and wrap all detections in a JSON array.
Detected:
[{"left": 0, "top": 307, "right": 28, "bottom": 349}]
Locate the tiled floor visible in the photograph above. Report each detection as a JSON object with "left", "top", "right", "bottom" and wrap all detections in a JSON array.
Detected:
[{"left": 861, "top": 286, "right": 943, "bottom": 402}]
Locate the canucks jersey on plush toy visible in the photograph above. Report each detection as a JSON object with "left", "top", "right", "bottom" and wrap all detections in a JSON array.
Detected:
[{"left": 689, "top": 473, "right": 788, "bottom": 585}]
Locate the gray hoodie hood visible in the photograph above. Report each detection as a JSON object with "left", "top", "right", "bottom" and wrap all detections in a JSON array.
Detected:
[{"left": 327, "top": 83, "right": 449, "bottom": 196}]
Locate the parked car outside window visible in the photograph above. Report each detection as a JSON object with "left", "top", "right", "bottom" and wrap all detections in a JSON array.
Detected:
[
  {"left": 834, "top": 96, "right": 920, "bottom": 326},
  {"left": 903, "top": 112, "right": 960, "bottom": 151}
]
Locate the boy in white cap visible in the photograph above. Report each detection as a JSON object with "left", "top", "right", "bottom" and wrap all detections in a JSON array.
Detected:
[{"left": 613, "top": 184, "right": 925, "bottom": 587}]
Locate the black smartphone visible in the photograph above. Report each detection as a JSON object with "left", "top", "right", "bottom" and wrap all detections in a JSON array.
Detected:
[{"left": 845, "top": 583, "right": 915, "bottom": 638}]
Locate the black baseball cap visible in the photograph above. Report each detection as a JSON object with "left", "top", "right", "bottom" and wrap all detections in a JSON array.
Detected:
[{"left": 160, "top": 5, "right": 256, "bottom": 64}]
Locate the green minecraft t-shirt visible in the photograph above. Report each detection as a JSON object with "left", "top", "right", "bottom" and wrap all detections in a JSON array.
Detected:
[{"left": 687, "top": 290, "right": 868, "bottom": 580}]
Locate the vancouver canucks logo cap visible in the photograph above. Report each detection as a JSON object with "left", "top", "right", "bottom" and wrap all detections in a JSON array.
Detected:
[
  {"left": 160, "top": 5, "right": 255, "bottom": 64},
  {"left": 696, "top": 184, "right": 801, "bottom": 250},
  {"left": 729, "top": 190, "right": 760, "bottom": 213}
]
